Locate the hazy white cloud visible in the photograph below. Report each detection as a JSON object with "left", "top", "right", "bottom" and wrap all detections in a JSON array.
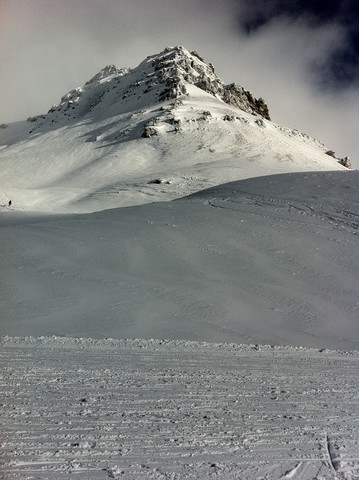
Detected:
[
  {"left": 217, "top": 16, "right": 358, "bottom": 161},
  {"left": 1, "top": 0, "right": 357, "bottom": 165}
]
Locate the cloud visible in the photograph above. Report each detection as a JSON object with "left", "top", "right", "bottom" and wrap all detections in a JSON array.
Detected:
[
  {"left": 238, "top": 0, "right": 359, "bottom": 89},
  {"left": 219, "top": 15, "right": 358, "bottom": 161},
  {"left": 0, "top": 0, "right": 358, "bottom": 166}
]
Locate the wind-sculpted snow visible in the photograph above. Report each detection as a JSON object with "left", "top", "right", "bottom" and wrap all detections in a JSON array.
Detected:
[
  {"left": 1, "top": 336, "right": 358, "bottom": 479},
  {"left": 1, "top": 172, "right": 358, "bottom": 350},
  {"left": 186, "top": 170, "right": 359, "bottom": 232}
]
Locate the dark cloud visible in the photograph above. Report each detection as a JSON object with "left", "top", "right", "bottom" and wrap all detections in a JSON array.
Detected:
[{"left": 238, "top": 0, "right": 359, "bottom": 88}]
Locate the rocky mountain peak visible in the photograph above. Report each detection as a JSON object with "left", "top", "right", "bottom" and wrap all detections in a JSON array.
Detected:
[
  {"left": 141, "top": 46, "right": 270, "bottom": 119},
  {"left": 29, "top": 46, "right": 271, "bottom": 133}
]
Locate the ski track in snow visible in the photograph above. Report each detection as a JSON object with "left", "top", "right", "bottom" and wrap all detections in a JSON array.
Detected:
[{"left": 1, "top": 336, "right": 358, "bottom": 480}]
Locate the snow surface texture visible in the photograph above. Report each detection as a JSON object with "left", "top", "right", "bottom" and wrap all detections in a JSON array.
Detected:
[
  {"left": 1, "top": 171, "right": 358, "bottom": 350},
  {"left": 1, "top": 336, "right": 358, "bottom": 479},
  {"left": 0, "top": 46, "right": 347, "bottom": 214}
]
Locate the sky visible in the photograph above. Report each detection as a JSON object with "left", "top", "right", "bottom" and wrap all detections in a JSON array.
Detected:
[{"left": 1, "top": 0, "right": 358, "bottom": 165}]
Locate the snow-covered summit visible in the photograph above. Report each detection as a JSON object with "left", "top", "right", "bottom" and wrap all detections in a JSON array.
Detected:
[
  {"left": 26, "top": 46, "right": 269, "bottom": 132},
  {"left": 0, "top": 46, "right": 350, "bottom": 213}
]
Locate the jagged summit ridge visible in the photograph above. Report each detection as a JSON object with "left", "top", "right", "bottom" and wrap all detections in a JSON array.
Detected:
[
  {"left": 142, "top": 46, "right": 270, "bottom": 119},
  {"left": 29, "top": 46, "right": 270, "bottom": 130}
]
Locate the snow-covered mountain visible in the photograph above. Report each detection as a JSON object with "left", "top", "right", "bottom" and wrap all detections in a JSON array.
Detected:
[
  {"left": 1, "top": 47, "right": 359, "bottom": 478},
  {"left": 0, "top": 46, "right": 348, "bottom": 213}
]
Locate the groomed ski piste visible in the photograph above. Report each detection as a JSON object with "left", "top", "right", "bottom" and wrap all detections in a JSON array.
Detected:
[
  {"left": 1, "top": 47, "right": 358, "bottom": 479},
  {"left": 1, "top": 336, "right": 359, "bottom": 480}
]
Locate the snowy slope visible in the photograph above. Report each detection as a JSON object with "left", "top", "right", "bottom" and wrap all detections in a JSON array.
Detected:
[
  {"left": 1, "top": 171, "right": 358, "bottom": 350},
  {"left": 0, "top": 46, "right": 347, "bottom": 213},
  {"left": 1, "top": 336, "right": 358, "bottom": 479}
]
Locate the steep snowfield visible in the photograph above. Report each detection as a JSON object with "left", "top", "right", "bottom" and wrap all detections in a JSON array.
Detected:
[
  {"left": 1, "top": 171, "right": 358, "bottom": 350},
  {"left": 0, "top": 48, "right": 346, "bottom": 214},
  {"left": 1, "top": 336, "right": 358, "bottom": 479}
]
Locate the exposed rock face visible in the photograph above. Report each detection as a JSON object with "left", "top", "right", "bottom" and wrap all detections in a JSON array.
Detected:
[
  {"left": 146, "top": 46, "right": 271, "bottom": 119},
  {"left": 142, "top": 126, "right": 158, "bottom": 138},
  {"left": 338, "top": 157, "right": 352, "bottom": 169},
  {"left": 223, "top": 84, "right": 270, "bottom": 120},
  {"left": 326, "top": 151, "right": 352, "bottom": 169}
]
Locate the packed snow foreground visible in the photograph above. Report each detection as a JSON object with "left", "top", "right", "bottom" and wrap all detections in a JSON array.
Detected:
[
  {"left": 0, "top": 47, "right": 358, "bottom": 479},
  {"left": 1, "top": 336, "right": 359, "bottom": 479}
]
